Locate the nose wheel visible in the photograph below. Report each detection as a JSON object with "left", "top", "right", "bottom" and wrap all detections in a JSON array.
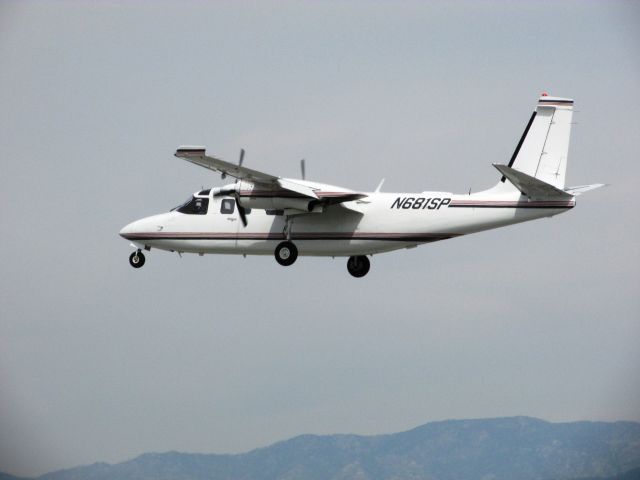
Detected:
[
  {"left": 274, "top": 241, "right": 298, "bottom": 266},
  {"left": 347, "top": 255, "right": 370, "bottom": 278},
  {"left": 129, "top": 250, "right": 146, "bottom": 268}
]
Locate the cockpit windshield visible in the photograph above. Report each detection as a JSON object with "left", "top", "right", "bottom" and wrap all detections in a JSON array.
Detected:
[{"left": 172, "top": 196, "right": 209, "bottom": 215}]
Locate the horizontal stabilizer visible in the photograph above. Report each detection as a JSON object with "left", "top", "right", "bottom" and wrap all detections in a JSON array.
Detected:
[
  {"left": 493, "top": 164, "right": 574, "bottom": 200},
  {"left": 564, "top": 184, "right": 607, "bottom": 196}
]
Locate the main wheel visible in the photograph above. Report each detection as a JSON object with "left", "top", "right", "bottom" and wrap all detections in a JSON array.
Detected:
[
  {"left": 129, "top": 251, "right": 145, "bottom": 268},
  {"left": 274, "top": 241, "right": 298, "bottom": 266},
  {"left": 347, "top": 255, "right": 370, "bottom": 278}
]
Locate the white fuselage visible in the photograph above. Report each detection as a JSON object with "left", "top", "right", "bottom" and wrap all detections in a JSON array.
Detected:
[
  {"left": 120, "top": 181, "right": 575, "bottom": 257},
  {"left": 121, "top": 96, "right": 591, "bottom": 274}
]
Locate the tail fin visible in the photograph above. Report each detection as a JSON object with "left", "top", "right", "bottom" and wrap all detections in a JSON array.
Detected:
[{"left": 500, "top": 94, "right": 574, "bottom": 189}]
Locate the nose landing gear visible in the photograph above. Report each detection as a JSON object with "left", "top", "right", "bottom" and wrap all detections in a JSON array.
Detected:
[
  {"left": 274, "top": 241, "right": 298, "bottom": 266},
  {"left": 129, "top": 250, "right": 146, "bottom": 268},
  {"left": 347, "top": 255, "right": 370, "bottom": 278}
]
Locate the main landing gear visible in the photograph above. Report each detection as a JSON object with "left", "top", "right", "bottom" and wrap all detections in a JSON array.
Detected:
[
  {"left": 129, "top": 250, "right": 145, "bottom": 268},
  {"left": 275, "top": 217, "right": 298, "bottom": 267},
  {"left": 347, "top": 255, "right": 370, "bottom": 278},
  {"left": 274, "top": 242, "right": 370, "bottom": 278},
  {"left": 274, "top": 241, "right": 298, "bottom": 266}
]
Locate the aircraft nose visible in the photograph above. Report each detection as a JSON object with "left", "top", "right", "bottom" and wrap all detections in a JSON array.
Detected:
[
  {"left": 119, "top": 220, "right": 141, "bottom": 239},
  {"left": 120, "top": 213, "right": 169, "bottom": 240},
  {"left": 120, "top": 213, "right": 171, "bottom": 240}
]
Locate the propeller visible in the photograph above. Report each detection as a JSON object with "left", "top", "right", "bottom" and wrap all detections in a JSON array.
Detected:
[
  {"left": 214, "top": 148, "right": 248, "bottom": 227},
  {"left": 221, "top": 148, "right": 244, "bottom": 179},
  {"left": 235, "top": 194, "right": 248, "bottom": 227},
  {"left": 300, "top": 158, "right": 306, "bottom": 180},
  {"left": 215, "top": 187, "right": 248, "bottom": 227},
  {"left": 235, "top": 148, "right": 247, "bottom": 227}
]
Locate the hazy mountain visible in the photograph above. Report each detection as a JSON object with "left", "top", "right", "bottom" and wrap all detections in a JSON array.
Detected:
[
  {"left": 0, "top": 473, "right": 31, "bottom": 480},
  {"left": 10, "top": 417, "right": 640, "bottom": 480}
]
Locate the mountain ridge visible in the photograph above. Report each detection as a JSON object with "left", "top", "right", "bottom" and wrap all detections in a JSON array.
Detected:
[{"left": 3, "top": 416, "right": 639, "bottom": 480}]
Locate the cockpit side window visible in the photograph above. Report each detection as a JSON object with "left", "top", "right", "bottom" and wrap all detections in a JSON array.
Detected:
[
  {"left": 220, "top": 198, "right": 236, "bottom": 214},
  {"left": 175, "top": 196, "right": 209, "bottom": 215}
]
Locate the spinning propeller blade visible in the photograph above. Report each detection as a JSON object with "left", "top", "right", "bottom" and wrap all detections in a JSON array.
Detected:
[
  {"left": 235, "top": 192, "right": 248, "bottom": 227},
  {"left": 236, "top": 148, "right": 247, "bottom": 226},
  {"left": 221, "top": 148, "right": 245, "bottom": 179}
]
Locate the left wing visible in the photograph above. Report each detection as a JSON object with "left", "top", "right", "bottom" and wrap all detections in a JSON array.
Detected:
[
  {"left": 175, "top": 146, "right": 366, "bottom": 206},
  {"left": 175, "top": 146, "right": 278, "bottom": 184}
]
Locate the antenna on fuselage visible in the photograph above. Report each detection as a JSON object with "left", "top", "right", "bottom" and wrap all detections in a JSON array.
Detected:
[
  {"left": 300, "top": 158, "right": 306, "bottom": 180},
  {"left": 374, "top": 178, "right": 385, "bottom": 193}
]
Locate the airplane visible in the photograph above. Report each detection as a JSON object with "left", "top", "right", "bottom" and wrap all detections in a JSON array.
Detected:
[{"left": 120, "top": 94, "right": 604, "bottom": 277}]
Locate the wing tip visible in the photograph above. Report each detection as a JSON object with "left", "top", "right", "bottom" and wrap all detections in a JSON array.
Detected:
[{"left": 175, "top": 145, "right": 206, "bottom": 157}]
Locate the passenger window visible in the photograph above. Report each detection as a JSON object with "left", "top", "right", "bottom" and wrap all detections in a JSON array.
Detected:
[{"left": 220, "top": 199, "right": 236, "bottom": 214}]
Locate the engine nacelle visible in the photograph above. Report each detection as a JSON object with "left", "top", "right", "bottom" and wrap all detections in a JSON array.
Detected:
[
  {"left": 236, "top": 180, "right": 314, "bottom": 211},
  {"left": 213, "top": 181, "right": 315, "bottom": 211},
  {"left": 211, "top": 184, "right": 238, "bottom": 197},
  {"left": 240, "top": 196, "right": 313, "bottom": 211}
]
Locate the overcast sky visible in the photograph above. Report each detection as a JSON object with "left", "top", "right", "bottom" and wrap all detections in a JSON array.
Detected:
[{"left": 1, "top": 1, "right": 639, "bottom": 477}]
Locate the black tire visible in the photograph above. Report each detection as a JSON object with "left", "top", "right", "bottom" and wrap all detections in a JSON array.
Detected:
[
  {"left": 347, "top": 255, "right": 370, "bottom": 278},
  {"left": 275, "top": 241, "right": 298, "bottom": 266},
  {"left": 129, "top": 251, "right": 145, "bottom": 268}
]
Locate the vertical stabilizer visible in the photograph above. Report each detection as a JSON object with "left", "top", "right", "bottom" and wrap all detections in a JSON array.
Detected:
[{"left": 501, "top": 95, "right": 574, "bottom": 189}]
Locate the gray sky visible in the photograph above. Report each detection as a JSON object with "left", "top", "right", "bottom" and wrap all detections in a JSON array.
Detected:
[{"left": 1, "top": 1, "right": 639, "bottom": 477}]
